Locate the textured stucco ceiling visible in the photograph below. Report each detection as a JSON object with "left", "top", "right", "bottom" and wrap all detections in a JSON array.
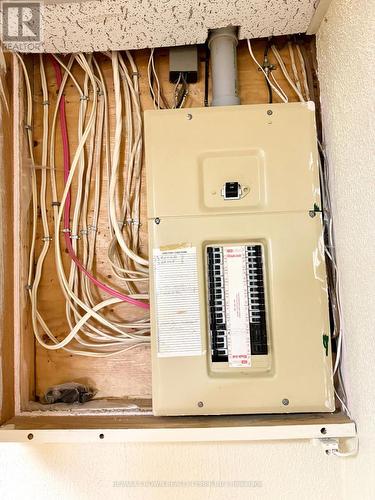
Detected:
[{"left": 1, "top": 0, "right": 331, "bottom": 53}]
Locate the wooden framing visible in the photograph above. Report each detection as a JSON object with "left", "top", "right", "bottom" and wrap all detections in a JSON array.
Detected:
[
  {"left": 0, "top": 413, "right": 356, "bottom": 443},
  {"left": 0, "top": 56, "right": 14, "bottom": 425},
  {"left": 0, "top": 38, "right": 355, "bottom": 442}
]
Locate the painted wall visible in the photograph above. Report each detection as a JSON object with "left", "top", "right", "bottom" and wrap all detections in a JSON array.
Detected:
[
  {"left": 317, "top": 0, "right": 375, "bottom": 497},
  {"left": 0, "top": 0, "right": 374, "bottom": 498},
  {"left": 0, "top": 440, "right": 342, "bottom": 499}
]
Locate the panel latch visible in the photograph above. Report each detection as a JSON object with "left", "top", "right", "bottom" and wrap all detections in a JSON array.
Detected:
[{"left": 221, "top": 182, "right": 242, "bottom": 200}]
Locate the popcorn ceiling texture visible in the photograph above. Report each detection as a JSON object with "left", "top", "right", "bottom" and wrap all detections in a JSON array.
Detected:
[{"left": 16, "top": 0, "right": 320, "bottom": 53}]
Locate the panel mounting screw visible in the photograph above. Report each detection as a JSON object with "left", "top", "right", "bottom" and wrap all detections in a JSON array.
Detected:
[
  {"left": 197, "top": 401, "right": 204, "bottom": 408},
  {"left": 267, "top": 109, "right": 273, "bottom": 115},
  {"left": 309, "top": 210, "right": 316, "bottom": 218},
  {"left": 186, "top": 113, "right": 193, "bottom": 120},
  {"left": 27, "top": 433, "right": 34, "bottom": 440},
  {"left": 282, "top": 398, "right": 289, "bottom": 406},
  {"left": 154, "top": 217, "right": 160, "bottom": 225}
]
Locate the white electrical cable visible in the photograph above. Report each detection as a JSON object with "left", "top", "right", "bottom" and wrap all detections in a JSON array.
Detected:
[
  {"left": 104, "top": 51, "right": 149, "bottom": 293},
  {"left": 247, "top": 39, "right": 288, "bottom": 104},
  {"left": 0, "top": 43, "right": 9, "bottom": 114},
  {"left": 15, "top": 53, "right": 38, "bottom": 317},
  {"left": 51, "top": 53, "right": 149, "bottom": 345},
  {"left": 317, "top": 139, "right": 350, "bottom": 418},
  {"left": 148, "top": 48, "right": 160, "bottom": 109},
  {"left": 288, "top": 42, "right": 302, "bottom": 94},
  {"left": 269, "top": 72, "right": 289, "bottom": 103},
  {"left": 29, "top": 55, "right": 54, "bottom": 345},
  {"left": 151, "top": 49, "right": 161, "bottom": 109},
  {"left": 296, "top": 44, "right": 310, "bottom": 101},
  {"left": 332, "top": 437, "right": 359, "bottom": 457},
  {"left": 108, "top": 51, "right": 149, "bottom": 280},
  {"left": 271, "top": 45, "right": 305, "bottom": 102},
  {"left": 109, "top": 52, "right": 148, "bottom": 270},
  {"left": 80, "top": 54, "right": 104, "bottom": 309},
  {"left": 126, "top": 50, "right": 144, "bottom": 252},
  {"left": 19, "top": 51, "right": 150, "bottom": 356}
]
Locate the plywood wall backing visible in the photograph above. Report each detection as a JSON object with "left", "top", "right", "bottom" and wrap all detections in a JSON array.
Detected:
[{"left": 9, "top": 40, "right": 311, "bottom": 415}]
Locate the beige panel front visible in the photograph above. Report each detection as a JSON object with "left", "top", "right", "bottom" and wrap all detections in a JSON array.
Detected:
[{"left": 145, "top": 103, "right": 335, "bottom": 416}]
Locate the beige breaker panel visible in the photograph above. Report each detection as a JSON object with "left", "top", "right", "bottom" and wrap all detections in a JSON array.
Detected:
[{"left": 145, "top": 103, "right": 335, "bottom": 416}]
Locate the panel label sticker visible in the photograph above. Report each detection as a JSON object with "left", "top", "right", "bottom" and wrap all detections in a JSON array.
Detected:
[
  {"left": 223, "top": 246, "right": 252, "bottom": 367},
  {"left": 153, "top": 247, "right": 202, "bottom": 357}
]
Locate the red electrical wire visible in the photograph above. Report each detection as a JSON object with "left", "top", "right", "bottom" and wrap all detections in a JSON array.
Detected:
[{"left": 50, "top": 56, "right": 149, "bottom": 310}]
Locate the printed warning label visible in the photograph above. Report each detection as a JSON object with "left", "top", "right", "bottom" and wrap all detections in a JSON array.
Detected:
[{"left": 153, "top": 247, "right": 202, "bottom": 357}]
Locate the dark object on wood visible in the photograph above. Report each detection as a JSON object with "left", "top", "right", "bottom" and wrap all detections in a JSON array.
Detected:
[{"left": 42, "top": 383, "right": 95, "bottom": 404}]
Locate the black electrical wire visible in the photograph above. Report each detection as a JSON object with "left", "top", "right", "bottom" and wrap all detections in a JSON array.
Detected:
[
  {"left": 204, "top": 43, "right": 209, "bottom": 107},
  {"left": 263, "top": 41, "right": 273, "bottom": 104},
  {"left": 265, "top": 75, "right": 272, "bottom": 104},
  {"left": 175, "top": 72, "right": 189, "bottom": 108}
]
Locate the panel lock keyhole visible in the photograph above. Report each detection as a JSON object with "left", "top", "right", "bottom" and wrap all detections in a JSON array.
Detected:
[{"left": 221, "top": 182, "right": 242, "bottom": 200}]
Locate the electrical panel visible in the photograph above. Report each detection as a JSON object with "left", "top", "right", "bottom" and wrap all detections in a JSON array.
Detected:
[{"left": 145, "top": 103, "right": 335, "bottom": 416}]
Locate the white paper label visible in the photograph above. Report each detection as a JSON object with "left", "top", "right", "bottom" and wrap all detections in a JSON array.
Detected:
[
  {"left": 153, "top": 247, "right": 202, "bottom": 357},
  {"left": 223, "top": 246, "right": 252, "bottom": 367}
]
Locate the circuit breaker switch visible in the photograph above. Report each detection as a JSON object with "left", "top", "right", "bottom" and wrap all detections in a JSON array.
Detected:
[{"left": 222, "top": 182, "right": 242, "bottom": 200}]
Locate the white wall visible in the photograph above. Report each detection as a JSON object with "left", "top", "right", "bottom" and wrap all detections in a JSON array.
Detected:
[
  {"left": 317, "top": 0, "right": 375, "bottom": 497},
  {"left": 0, "top": 441, "right": 343, "bottom": 499},
  {"left": 0, "top": 1, "right": 374, "bottom": 498}
]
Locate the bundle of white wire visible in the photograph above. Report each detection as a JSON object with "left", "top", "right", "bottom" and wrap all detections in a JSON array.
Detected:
[
  {"left": 0, "top": 44, "right": 9, "bottom": 113},
  {"left": 147, "top": 49, "right": 189, "bottom": 109},
  {"left": 247, "top": 39, "right": 349, "bottom": 419},
  {"left": 18, "top": 51, "right": 150, "bottom": 357},
  {"left": 247, "top": 39, "right": 310, "bottom": 103}
]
